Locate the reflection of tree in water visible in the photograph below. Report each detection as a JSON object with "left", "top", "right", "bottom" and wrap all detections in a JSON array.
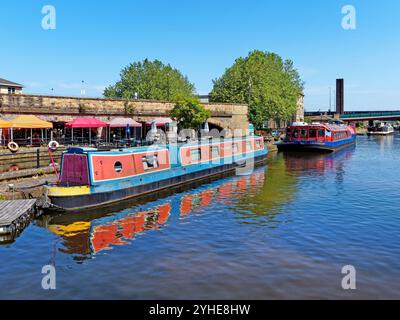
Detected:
[
  {"left": 234, "top": 148, "right": 355, "bottom": 226},
  {"left": 234, "top": 154, "right": 297, "bottom": 225}
]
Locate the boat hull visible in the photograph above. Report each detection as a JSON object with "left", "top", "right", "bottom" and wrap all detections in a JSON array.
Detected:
[
  {"left": 276, "top": 138, "right": 356, "bottom": 153},
  {"left": 367, "top": 131, "right": 394, "bottom": 136},
  {"left": 48, "top": 154, "right": 267, "bottom": 212}
]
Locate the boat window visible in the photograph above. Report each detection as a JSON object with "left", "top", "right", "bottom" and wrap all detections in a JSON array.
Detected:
[
  {"left": 142, "top": 154, "right": 159, "bottom": 170},
  {"left": 318, "top": 129, "right": 325, "bottom": 138},
  {"left": 256, "top": 140, "right": 261, "bottom": 148},
  {"left": 114, "top": 161, "right": 123, "bottom": 173},
  {"left": 300, "top": 129, "right": 307, "bottom": 138},
  {"left": 211, "top": 146, "right": 220, "bottom": 158},
  {"left": 232, "top": 143, "right": 239, "bottom": 153},
  {"left": 293, "top": 130, "right": 299, "bottom": 138},
  {"left": 286, "top": 129, "right": 292, "bottom": 137},
  {"left": 190, "top": 148, "right": 202, "bottom": 161},
  {"left": 246, "top": 141, "right": 252, "bottom": 151},
  {"left": 309, "top": 129, "right": 317, "bottom": 138}
]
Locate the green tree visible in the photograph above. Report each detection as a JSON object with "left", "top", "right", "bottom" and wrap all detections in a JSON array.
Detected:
[
  {"left": 210, "top": 50, "right": 304, "bottom": 129},
  {"left": 104, "top": 59, "right": 195, "bottom": 101},
  {"left": 170, "top": 95, "right": 211, "bottom": 129}
]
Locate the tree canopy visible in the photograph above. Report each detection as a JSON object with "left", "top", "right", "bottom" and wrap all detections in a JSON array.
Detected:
[
  {"left": 104, "top": 59, "right": 195, "bottom": 101},
  {"left": 209, "top": 50, "right": 304, "bottom": 128},
  {"left": 170, "top": 95, "right": 211, "bottom": 129}
]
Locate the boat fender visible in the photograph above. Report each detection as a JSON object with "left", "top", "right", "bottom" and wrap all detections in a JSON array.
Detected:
[
  {"left": 7, "top": 141, "right": 19, "bottom": 153},
  {"left": 48, "top": 140, "right": 60, "bottom": 152}
]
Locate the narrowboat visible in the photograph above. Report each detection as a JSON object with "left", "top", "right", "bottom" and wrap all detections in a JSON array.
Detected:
[
  {"left": 367, "top": 122, "right": 394, "bottom": 136},
  {"left": 276, "top": 121, "right": 356, "bottom": 152},
  {"left": 45, "top": 136, "right": 267, "bottom": 211}
]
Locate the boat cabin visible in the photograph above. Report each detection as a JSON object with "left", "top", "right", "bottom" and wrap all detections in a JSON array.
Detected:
[
  {"left": 58, "top": 137, "right": 265, "bottom": 187},
  {"left": 285, "top": 123, "right": 354, "bottom": 143}
]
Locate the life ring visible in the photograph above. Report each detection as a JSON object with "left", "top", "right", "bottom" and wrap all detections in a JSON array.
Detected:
[
  {"left": 48, "top": 140, "right": 59, "bottom": 152},
  {"left": 7, "top": 141, "right": 19, "bottom": 153},
  {"left": 9, "top": 165, "right": 19, "bottom": 172}
]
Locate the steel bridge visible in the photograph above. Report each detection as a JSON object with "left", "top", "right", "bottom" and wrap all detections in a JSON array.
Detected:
[
  {"left": 305, "top": 111, "right": 400, "bottom": 122},
  {"left": 340, "top": 111, "right": 400, "bottom": 121}
]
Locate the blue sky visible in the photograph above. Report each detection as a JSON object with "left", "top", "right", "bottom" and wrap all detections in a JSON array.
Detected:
[{"left": 1, "top": 0, "right": 399, "bottom": 111}]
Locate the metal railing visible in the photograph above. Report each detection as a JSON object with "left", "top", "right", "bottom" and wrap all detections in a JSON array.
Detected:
[{"left": 0, "top": 148, "right": 64, "bottom": 173}]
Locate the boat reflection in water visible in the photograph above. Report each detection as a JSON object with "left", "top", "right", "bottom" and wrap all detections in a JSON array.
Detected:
[
  {"left": 36, "top": 147, "right": 356, "bottom": 261},
  {"left": 36, "top": 170, "right": 266, "bottom": 261},
  {"left": 282, "top": 145, "right": 355, "bottom": 175}
]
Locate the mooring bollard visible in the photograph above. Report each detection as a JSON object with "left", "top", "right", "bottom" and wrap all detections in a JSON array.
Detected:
[{"left": 37, "top": 148, "right": 40, "bottom": 168}]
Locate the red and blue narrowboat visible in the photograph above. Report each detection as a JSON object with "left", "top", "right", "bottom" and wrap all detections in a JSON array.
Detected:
[
  {"left": 45, "top": 136, "right": 267, "bottom": 211},
  {"left": 276, "top": 121, "right": 356, "bottom": 152}
]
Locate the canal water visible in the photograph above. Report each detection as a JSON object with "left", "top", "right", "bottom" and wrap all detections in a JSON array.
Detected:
[{"left": 1, "top": 134, "right": 400, "bottom": 299}]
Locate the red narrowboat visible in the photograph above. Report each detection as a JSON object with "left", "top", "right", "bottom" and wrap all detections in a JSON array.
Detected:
[{"left": 276, "top": 121, "right": 356, "bottom": 152}]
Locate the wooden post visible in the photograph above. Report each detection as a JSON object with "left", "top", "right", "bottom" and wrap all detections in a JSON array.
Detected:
[{"left": 36, "top": 148, "right": 40, "bottom": 168}]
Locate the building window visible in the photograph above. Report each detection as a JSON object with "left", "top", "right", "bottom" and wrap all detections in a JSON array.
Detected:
[
  {"left": 114, "top": 161, "right": 123, "bottom": 173},
  {"left": 190, "top": 148, "right": 201, "bottom": 161},
  {"left": 8, "top": 87, "right": 15, "bottom": 94},
  {"left": 143, "top": 154, "right": 159, "bottom": 170},
  {"left": 211, "top": 146, "right": 220, "bottom": 158}
]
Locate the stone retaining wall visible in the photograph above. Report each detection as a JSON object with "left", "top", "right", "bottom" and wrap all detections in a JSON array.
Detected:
[{"left": 0, "top": 94, "right": 249, "bottom": 133}]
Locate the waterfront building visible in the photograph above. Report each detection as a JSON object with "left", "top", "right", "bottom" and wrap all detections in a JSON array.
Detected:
[{"left": 0, "top": 78, "right": 23, "bottom": 94}]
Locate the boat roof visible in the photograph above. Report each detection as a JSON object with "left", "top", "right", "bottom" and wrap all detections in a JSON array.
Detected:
[
  {"left": 289, "top": 123, "right": 351, "bottom": 131},
  {"left": 66, "top": 136, "right": 262, "bottom": 155}
]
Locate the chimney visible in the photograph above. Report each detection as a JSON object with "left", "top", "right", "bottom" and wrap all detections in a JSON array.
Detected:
[{"left": 336, "top": 79, "right": 344, "bottom": 115}]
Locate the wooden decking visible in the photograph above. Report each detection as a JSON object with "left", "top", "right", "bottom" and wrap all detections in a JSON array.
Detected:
[{"left": 0, "top": 199, "right": 37, "bottom": 235}]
